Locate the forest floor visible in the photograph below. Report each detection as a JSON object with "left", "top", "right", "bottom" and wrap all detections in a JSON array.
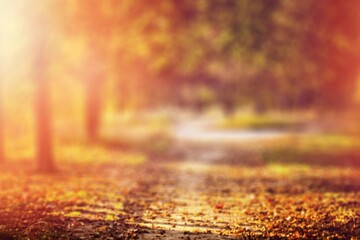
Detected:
[{"left": 0, "top": 122, "right": 359, "bottom": 239}]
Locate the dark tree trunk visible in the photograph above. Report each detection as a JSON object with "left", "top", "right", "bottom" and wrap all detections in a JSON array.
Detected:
[
  {"left": 0, "top": 6, "right": 4, "bottom": 164},
  {"left": 85, "top": 75, "right": 103, "bottom": 142},
  {"left": 0, "top": 78, "right": 4, "bottom": 164},
  {"left": 84, "top": 43, "right": 104, "bottom": 142},
  {"left": 35, "top": 37, "right": 55, "bottom": 173}
]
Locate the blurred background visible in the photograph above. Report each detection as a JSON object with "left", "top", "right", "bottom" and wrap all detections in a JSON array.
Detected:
[{"left": 1, "top": 0, "right": 360, "bottom": 170}]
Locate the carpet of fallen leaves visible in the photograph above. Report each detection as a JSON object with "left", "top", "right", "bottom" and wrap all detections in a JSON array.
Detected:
[{"left": 0, "top": 141, "right": 359, "bottom": 239}]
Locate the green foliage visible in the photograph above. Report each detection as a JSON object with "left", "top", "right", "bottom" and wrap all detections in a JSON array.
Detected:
[
  {"left": 219, "top": 113, "right": 305, "bottom": 130},
  {"left": 38, "top": 0, "right": 360, "bottom": 111},
  {"left": 262, "top": 133, "right": 360, "bottom": 165}
]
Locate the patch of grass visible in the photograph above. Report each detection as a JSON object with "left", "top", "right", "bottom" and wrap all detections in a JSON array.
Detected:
[
  {"left": 218, "top": 112, "right": 310, "bottom": 130},
  {"left": 297, "top": 134, "right": 360, "bottom": 152},
  {"left": 268, "top": 163, "right": 310, "bottom": 176},
  {"left": 56, "top": 143, "right": 148, "bottom": 166},
  {"left": 262, "top": 134, "right": 360, "bottom": 166}
]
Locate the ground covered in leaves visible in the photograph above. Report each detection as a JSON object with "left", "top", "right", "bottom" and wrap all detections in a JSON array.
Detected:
[{"left": 0, "top": 136, "right": 359, "bottom": 239}]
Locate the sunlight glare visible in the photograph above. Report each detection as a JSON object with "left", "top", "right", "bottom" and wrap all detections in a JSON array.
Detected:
[{"left": 0, "top": 0, "right": 32, "bottom": 74}]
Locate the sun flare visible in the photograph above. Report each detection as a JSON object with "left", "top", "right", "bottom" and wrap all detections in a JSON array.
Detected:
[{"left": 0, "top": 1, "right": 33, "bottom": 68}]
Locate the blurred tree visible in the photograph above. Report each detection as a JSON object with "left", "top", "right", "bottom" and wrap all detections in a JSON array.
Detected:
[
  {"left": 0, "top": 72, "right": 4, "bottom": 163},
  {"left": 306, "top": 0, "right": 360, "bottom": 109},
  {"left": 32, "top": 2, "right": 56, "bottom": 172},
  {"left": 0, "top": 3, "right": 6, "bottom": 163},
  {"left": 34, "top": 50, "right": 55, "bottom": 172},
  {"left": 64, "top": 0, "right": 113, "bottom": 141},
  {"left": 201, "top": 0, "right": 360, "bottom": 112},
  {"left": 84, "top": 47, "right": 106, "bottom": 141}
]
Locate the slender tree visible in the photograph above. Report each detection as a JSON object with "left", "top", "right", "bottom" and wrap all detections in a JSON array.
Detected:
[
  {"left": 84, "top": 44, "right": 105, "bottom": 141},
  {"left": 0, "top": 3, "right": 4, "bottom": 164},
  {"left": 0, "top": 69, "right": 4, "bottom": 164},
  {"left": 34, "top": 36, "right": 55, "bottom": 172},
  {"left": 68, "top": 0, "right": 111, "bottom": 141},
  {"left": 32, "top": 4, "right": 55, "bottom": 172}
]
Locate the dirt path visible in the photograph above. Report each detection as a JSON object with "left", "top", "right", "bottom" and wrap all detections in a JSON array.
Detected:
[
  {"left": 172, "top": 118, "right": 291, "bottom": 143},
  {"left": 125, "top": 123, "right": 360, "bottom": 239}
]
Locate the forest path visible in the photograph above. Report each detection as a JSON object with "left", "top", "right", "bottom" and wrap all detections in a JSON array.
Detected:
[
  {"left": 172, "top": 117, "right": 291, "bottom": 143},
  {"left": 129, "top": 119, "right": 359, "bottom": 239}
]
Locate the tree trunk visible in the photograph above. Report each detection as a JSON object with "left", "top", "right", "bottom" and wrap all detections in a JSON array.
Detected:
[
  {"left": 0, "top": 0, "right": 5, "bottom": 164},
  {"left": 85, "top": 75, "right": 103, "bottom": 142},
  {"left": 83, "top": 36, "right": 106, "bottom": 142},
  {"left": 0, "top": 77, "right": 4, "bottom": 163},
  {"left": 35, "top": 37, "right": 55, "bottom": 173}
]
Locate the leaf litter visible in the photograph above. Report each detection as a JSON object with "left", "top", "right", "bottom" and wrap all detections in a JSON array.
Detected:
[{"left": 0, "top": 144, "right": 359, "bottom": 239}]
